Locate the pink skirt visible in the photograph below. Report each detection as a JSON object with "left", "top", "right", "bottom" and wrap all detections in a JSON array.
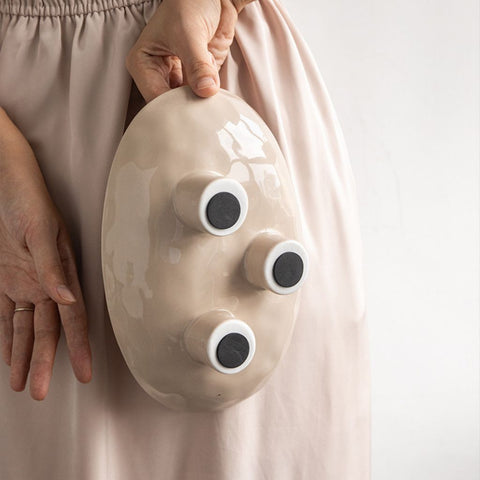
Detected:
[{"left": 0, "top": 0, "right": 370, "bottom": 478}]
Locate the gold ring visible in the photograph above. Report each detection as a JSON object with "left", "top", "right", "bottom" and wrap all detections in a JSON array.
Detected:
[{"left": 14, "top": 306, "right": 35, "bottom": 313}]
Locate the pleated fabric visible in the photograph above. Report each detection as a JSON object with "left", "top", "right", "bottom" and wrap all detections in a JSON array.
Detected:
[{"left": 0, "top": 0, "right": 370, "bottom": 478}]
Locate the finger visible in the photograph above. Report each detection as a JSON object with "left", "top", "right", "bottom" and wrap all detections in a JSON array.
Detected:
[
  {"left": 0, "top": 294, "right": 14, "bottom": 366},
  {"left": 56, "top": 227, "right": 92, "bottom": 384},
  {"left": 25, "top": 218, "right": 77, "bottom": 306},
  {"left": 29, "top": 300, "right": 60, "bottom": 401},
  {"left": 168, "top": 56, "right": 183, "bottom": 89},
  {"left": 58, "top": 300, "right": 92, "bottom": 384},
  {"left": 176, "top": 38, "right": 220, "bottom": 98},
  {"left": 10, "top": 308, "right": 34, "bottom": 391},
  {"left": 126, "top": 47, "right": 173, "bottom": 103}
]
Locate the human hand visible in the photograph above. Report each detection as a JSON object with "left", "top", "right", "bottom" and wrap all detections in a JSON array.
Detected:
[
  {"left": 126, "top": 0, "right": 255, "bottom": 102},
  {"left": 0, "top": 108, "right": 92, "bottom": 401}
]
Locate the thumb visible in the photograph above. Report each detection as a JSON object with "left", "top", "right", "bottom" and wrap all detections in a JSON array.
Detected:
[
  {"left": 179, "top": 42, "right": 220, "bottom": 98},
  {"left": 25, "top": 221, "right": 77, "bottom": 305}
]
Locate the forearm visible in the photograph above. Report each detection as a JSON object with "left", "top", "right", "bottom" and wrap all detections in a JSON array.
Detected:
[{"left": 0, "top": 107, "right": 52, "bottom": 207}]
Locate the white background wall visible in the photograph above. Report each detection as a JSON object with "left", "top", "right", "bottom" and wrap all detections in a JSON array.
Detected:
[{"left": 281, "top": 1, "right": 479, "bottom": 478}]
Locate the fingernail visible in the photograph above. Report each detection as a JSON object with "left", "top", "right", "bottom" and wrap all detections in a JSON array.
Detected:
[
  {"left": 196, "top": 77, "right": 215, "bottom": 90},
  {"left": 57, "top": 285, "right": 76, "bottom": 303}
]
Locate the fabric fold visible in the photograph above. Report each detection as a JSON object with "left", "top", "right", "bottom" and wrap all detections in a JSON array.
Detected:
[{"left": 0, "top": 0, "right": 369, "bottom": 478}]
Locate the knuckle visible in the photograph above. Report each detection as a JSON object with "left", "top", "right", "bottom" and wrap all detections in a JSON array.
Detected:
[
  {"left": 68, "top": 326, "right": 89, "bottom": 351},
  {"left": 5, "top": 212, "right": 28, "bottom": 243},
  {"left": 30, "top": 357, "right": 52, "bottom": 373},
  {"left": 29, "top": 291, "right": 49, "bottom": 305},
  {"left": 189, "top": 59, "right": 212, "bottom": 76},
  {"left": 35, "top": 326, "right": 60, "bottom": 342},
  {"left": 41, "top": 264, "right": 66, "bottom": 286},
  {"left": 25, "top": 215, "right": 59, "bottom": 243},
  {"left": 34, "top": 297, "right": 54, "bottom": 308},
  {"left": 65, "top": 306, "right": 81, "bottom": 322}
]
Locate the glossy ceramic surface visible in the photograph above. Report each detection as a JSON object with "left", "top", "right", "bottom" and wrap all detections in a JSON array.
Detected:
[{"left": 101, "top": 86, "right": 309, "bottom": 411}]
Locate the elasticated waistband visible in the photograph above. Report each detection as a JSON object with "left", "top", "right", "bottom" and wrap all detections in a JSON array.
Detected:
[{"left": 0, "top": 0, "right": 154, "bottom": 17}]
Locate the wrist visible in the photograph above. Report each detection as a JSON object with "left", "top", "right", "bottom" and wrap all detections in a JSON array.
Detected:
[{"left": 0, "top": 111, "right": 48, "bottom": 198}]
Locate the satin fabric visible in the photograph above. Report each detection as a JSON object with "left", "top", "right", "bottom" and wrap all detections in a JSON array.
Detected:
[{"left": 0, "top": 0, "right": 370, "bottom": 478}]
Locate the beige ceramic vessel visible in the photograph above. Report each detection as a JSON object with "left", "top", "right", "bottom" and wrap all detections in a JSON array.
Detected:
[{"left": 101, "top": 86, "right": 309, "bottom": 411}]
